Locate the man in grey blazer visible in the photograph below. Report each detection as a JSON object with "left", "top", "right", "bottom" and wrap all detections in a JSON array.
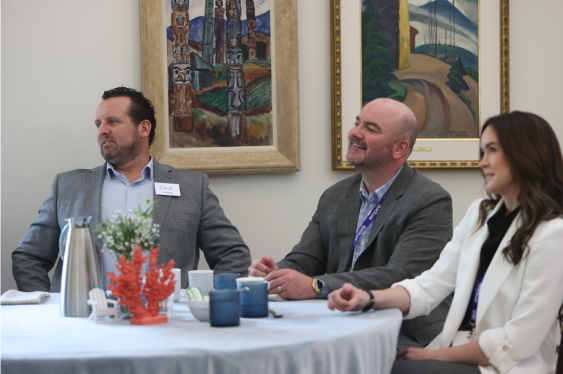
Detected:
[
  {"left": 12, "top": 87, "right": 250, "bottom": 292},
  {"left": 250, "top": 98, "right": 452, "bottom": 349}
]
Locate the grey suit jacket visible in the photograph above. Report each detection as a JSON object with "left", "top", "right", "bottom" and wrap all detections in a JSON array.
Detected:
[
  {"left": 278, "top": 164, "right": 453, "bottom": 348},
  {"left": 12, "top": 160, "right": 251, "bottom": 292}
]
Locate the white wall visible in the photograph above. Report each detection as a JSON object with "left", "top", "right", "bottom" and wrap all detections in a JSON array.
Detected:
[{"left": 2, "top": 0, "right": 562, "bottom": 293}]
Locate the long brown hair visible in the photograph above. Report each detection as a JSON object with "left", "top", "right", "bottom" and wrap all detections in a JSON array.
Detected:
[{"left": 478, "top": 111, "right": 563, "bottom": 264}]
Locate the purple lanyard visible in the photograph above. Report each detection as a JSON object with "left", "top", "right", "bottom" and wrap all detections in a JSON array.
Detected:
[
  {"left": 468, "top": 274, "right": 485, "bottom": 337},
  {"left": 352, "top": 191, "right": 389, "bottom": 251}
]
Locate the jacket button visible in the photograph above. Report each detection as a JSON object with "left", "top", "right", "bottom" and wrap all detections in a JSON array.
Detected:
[{"left": 503, "top": 345, "right": 509, "bottom": 352}]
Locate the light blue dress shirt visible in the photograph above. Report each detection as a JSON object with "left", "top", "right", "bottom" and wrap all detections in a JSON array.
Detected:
[
  {"left": 350, "top": 165, "right": 403, "bottom": 271},
  {"left": 100, "top": 157, "right": 154, "bottom": 285}
]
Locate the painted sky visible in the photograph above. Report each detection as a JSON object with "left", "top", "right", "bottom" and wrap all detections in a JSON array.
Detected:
[
  {"left": 188, "top": 0, "right": 270, "bottom": 20},
  {"left": 408, "top": 0, "right": 477, "bottom": 23}
]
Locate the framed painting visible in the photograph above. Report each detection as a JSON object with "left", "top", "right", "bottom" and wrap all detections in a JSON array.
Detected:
[
  {"left": 331, "top": 0, "right": 510, "bottom": 170},
  {"left": 141, "top": 0, "right": 300, "bottom": 174}
]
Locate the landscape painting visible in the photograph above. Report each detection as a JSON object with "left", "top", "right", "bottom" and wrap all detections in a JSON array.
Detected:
[
  {"left": 166, "top": 0, "right": 273, "bottom": 148},
  {"left": 361, "top": 0, "right": 479, "bottom": 139}
]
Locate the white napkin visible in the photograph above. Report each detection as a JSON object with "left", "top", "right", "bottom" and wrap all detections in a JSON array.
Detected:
[
  {"left": 268, "top": 294, "right": 286, "bottom": 302},
  {"left": 1, "top": 290, "right": 50, "bottom": 305}
]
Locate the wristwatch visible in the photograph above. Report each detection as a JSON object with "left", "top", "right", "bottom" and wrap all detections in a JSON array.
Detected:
[
  {"left": 362, "top": 289, "right": 375, "bottom": 312},
  {"left": 312, "top": 278, "right": 323, "bottom": 299}
]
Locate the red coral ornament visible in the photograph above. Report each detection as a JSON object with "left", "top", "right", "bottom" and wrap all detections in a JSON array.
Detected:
[{"left": 107, "top": 246, "right": 176, "bottom": 325}]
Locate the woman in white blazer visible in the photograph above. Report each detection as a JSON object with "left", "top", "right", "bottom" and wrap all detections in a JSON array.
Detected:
[{"left": 328, "top": 111, "right": 563, "bottom": 374}]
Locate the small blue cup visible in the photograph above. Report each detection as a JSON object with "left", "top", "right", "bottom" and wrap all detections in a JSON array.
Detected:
[
  {"left": 214, "top": 273, "right": 241, "bottom": 290},
  {"left": 209, "top": 289, "right": 240, "bottom": 327},
  {"left": 238, "top": 281, "right": 268, "bottom": 318}
]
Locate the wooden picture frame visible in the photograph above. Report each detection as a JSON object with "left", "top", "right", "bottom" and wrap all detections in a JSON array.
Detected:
[
  {"left": 331, "top": 0, "right": 510, "bottom": 170},
  {"left": 140, "top": 0, "right": 300, "bottom": 174}
]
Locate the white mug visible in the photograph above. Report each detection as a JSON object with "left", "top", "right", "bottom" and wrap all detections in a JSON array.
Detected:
[
  {"left": 236, "top": 277, "right": 271, "bottom": 290},
  {"left": 156, "top": 268, "right": 183, "bottom": 301},
  {"left": 188, "top": 270, "right": 214, "bottom": 297},
  {"left": 172, "top": 268, "right": 182, "bottom": 302}
]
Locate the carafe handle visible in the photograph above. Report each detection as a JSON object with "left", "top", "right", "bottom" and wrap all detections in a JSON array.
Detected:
[{"left": 59, "top": 221, "right": 71, "bottom": 258}]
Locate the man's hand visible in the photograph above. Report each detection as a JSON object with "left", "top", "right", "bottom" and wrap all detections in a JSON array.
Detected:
[
  {"left": 266, "top": 269, "right": 316, "bottom": 300},
  {"left": 248, "top": 255, "right": 278, "bottom": 277},
  {"left": 327, "top": 283, "right": 370, "bottom": 312}
]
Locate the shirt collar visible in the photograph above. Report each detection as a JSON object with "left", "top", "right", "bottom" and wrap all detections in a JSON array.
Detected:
[
  {"left": 359, "top": 164, "right": 404, "bottom": 202},
  {"left": 105, "top": 156, "right": 154, "bottom": 182}
]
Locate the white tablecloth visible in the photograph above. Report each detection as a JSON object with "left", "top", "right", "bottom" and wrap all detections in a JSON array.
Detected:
[{"left": 1, "top": 293, "right": 402, "bottom": 374}]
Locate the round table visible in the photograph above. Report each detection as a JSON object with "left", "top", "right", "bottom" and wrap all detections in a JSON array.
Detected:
[{"left": 1, "top": 293, "right": 402, "bottom": 374}]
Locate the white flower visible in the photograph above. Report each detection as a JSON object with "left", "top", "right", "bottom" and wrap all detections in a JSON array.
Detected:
[{"left": 95, "top": 199, "right": 160, "bottom": 260}]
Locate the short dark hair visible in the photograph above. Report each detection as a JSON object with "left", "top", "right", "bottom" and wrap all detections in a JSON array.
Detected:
[{"left": 102, "top": 87, "right": 157, "bottom": 146}]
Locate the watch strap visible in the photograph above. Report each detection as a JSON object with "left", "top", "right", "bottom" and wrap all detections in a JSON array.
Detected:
[{"left": 362, "top": 290, "right": 375, "bottom": 312}]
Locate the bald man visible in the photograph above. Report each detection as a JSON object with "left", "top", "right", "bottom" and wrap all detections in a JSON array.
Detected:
[{"left": 250, "top": 99, "right": 453, "bottom": 349}]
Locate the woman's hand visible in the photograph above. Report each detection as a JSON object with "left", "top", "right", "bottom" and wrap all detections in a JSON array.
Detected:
[
  {"left": 327, "top": 283, "right": 371, "bottom": 312},
  {"left": 396, "top": 347, "right": 439, "bottom": 361},
  {"left": 397, "top": 341, "right": 490, "bottom": 366}
]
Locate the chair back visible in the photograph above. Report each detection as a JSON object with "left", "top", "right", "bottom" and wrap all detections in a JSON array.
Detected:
[{"left": 88, "top": 288, "right": 107, "bottom": 306}]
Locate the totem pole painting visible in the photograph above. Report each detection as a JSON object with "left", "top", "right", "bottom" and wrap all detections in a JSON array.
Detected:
[
  {"left": 214, "top": 1, "right": 225, "bottom": 64},
  {"left": 246, "top": 0, "right": 256, "bottom": 60},
  {"left": 202, "top": 0, "right": 214, "bottom": 65},
  {"left": 226, "top": 0, "right": 247, "bottom": 139},
  {"left": 165, "top": 0, "right": 272, "bottom": 148},
  {"left": 169, "top": 0, "right": 193, "bottom": 132}
]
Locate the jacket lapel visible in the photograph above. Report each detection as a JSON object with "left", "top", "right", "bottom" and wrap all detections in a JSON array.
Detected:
[
  {"left": 439, "top": 206, "right": 493, "bottom": 347},
  {"left": 365, "top": 165, "right": 414, "bottom": 248},
  {"left": 152, "top": 160, "right": 175, "bottom": 229},
  {"left": 336, "top": 177, "right": 363, "bottom": 272},
  {"left": 438, "top": 200, "right": 513, "bottom": 347},
  {"left": 476, "top": 207, "right": 521, "bottom": 324},
  {"left": 84, "top": 164, "right": 106, "bottom": 251}
]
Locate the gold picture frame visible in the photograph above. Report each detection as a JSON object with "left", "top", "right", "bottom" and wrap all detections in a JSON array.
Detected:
[
  {"left": 331, "top": 0, "right": 510, "bottom": 170},
  {"left": 141, "top": 0, "right": 300, "bottom": 174}
]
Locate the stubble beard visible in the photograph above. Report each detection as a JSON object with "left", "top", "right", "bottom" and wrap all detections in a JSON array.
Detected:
[
  {"left": 100, "top": 138, "right": 143, "bottom": 168},
  {"left": 346, "top": 141, "right": 393, "bottom": 171}
]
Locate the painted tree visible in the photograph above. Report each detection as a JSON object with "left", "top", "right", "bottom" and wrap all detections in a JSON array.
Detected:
[
  {"left": 446, "top": 58, "right": 474, "bottom": 118},
  {"left": 446, "top": 58, "right": 469, "bottom": 93},
  {"left": 362, "top": 1, "right": 397, "bottom": 104}
]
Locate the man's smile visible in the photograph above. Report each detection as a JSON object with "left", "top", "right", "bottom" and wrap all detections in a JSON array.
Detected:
[{"left": 351, "top": 143, "right": 366, "bottom": 149}]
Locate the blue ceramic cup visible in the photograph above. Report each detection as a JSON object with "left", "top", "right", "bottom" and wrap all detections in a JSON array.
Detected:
[
  {"left": 214, "top": 273, "right": 241, "bottom": 290},
  {"left": 237, "top": 280, "right": 268, "bottom": 318},
  {"left": 209, "top": 289, "right": 240, "bottom": 327}
]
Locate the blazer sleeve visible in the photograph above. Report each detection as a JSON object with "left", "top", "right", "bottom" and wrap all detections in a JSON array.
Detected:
[
  {"left": 276, "top": 190, "right": 330, "bottom": 276},
  {"left": 395, "top": 199, "right": 481, "bottom": 319},
  {"left": 478, "top": 219, "right": 563, "bottom": 373},
  {"left": 12, "top": 174, "right": 62, "bottom": 292},
  {"left": 196, "top": 174, "right": 251, "bottom": 275},
  {"left": 317, "top": 185, "right": 453, "bottom": 293}
]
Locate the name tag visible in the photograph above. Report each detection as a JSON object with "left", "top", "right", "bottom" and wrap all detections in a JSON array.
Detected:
[{"left": 155, "top": 183, "right": 181, "bottom": 196}]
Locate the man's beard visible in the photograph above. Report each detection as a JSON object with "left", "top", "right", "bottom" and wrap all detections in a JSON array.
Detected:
[
  {"left": 346, "top": 139, "right": 393, "bottom": 171},
  {"left": 100, "top": 138, "right": 143, "bottom": 168}
]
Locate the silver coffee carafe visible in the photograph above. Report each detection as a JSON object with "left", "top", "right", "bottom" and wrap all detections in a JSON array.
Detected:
[{"left": 59, "top": 217, "right": 103, "bottom": 317}]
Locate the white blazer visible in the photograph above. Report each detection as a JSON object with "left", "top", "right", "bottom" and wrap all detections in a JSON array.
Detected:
[{"left": 396, "top": 199, "right": 563, "bottom": 374}]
